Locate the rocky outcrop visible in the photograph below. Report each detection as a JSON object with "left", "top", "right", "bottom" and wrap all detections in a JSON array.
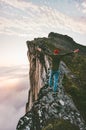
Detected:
[
  {"left": 48, "top": 32, "right": 86, "bottom": 55},
  {"left": 26, "top": 41, "right": 50, "bottom": 111},
  {"left": 16, "top": 40, "right": 86, "bottom": 130}
]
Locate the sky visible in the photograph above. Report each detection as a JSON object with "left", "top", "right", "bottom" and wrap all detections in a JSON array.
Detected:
[{"left": 0, "top": 0, "right": 86, "bottom": 130}]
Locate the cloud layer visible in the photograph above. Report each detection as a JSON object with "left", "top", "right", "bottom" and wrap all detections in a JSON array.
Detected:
[
  {"left": 0, "top": 65, "right": 29, "bottom": 82},
  {"left": 0, "top": 65, "right": 29, "bottom": 130},
  {"left": 0, "top": 0, "right": 86, "bottom": 38},
  {"left": 0, "top": 81, "right": 28, "bottom": 130}
]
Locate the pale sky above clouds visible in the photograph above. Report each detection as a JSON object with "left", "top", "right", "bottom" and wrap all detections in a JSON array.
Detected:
[
  {"left": 0, "top": 0, "right": 86, "bottom": 130},
  {"left": 0, "top": 0, "right": 86, "bottom": 38},
  {"left": 0, "top": 0, "right": 86, "bottom": 66}
]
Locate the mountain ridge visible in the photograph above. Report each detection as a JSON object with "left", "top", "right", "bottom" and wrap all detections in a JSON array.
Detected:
[{"left": 16, "top": 32, "right": 86, "bottom": 130}]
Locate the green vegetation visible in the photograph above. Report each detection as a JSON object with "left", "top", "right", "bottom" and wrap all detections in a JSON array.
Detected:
[
  {"left": 60, "top": 48, "right": 86, "bottom": 121},
  {"left": 63, "top": 73, "right": 86, "bottom": 122},
  {"left": 42, "top": 119, "right": 79, "bottom": 130},
  {"left": 62, "top": 54, "right": 86, "bottom": 122}
]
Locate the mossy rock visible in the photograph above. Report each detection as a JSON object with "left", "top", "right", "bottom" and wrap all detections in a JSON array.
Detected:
[
  {"left": 42, "top": 124, "right": 53, "bottom": 130},
  {"left": 42, "top": 119, "right": 79, "bottom": 130}
]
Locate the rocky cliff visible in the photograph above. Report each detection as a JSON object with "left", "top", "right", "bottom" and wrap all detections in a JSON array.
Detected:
[
  {"left": 16, "top": 32, "right": 86, "bottom": 130},
  {"left": 26, "top": 41, "right": 50, "bottom": 111}
]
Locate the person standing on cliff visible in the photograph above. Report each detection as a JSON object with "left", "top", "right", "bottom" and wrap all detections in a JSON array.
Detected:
[{"left": 37, "top": 48, "right": 79, "bottom": 93}]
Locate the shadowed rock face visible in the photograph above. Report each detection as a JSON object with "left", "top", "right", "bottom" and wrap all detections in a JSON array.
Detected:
[
  {"left": 16, "top": 33, "right": 86, "bottom": 130},
  {"left": 26, "top": 41, "right": 50, "bottom": 111}
]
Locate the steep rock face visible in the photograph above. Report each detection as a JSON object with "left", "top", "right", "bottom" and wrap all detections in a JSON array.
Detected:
[{"left": 26, "top": 41, "right": 49, "bottom": 111}]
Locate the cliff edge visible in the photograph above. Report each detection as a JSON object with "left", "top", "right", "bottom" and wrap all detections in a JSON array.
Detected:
[{"left": 16, "top": 32, "right": 86, "bottom": 130}]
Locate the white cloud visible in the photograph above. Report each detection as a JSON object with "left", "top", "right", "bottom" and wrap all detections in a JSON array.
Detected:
[
  {"left": 0, "top": 65, "right": 29, "bottom": 82},
  {"left": 1, "top": 0, "right": 39, "bottom": 11},
  {"left": 0, "top": 70, "right": 29, "bottom": 130},
  {"left": 0, "top": 0, "right": 86, "bottom": 38},
  {"left": 0, "top": 91, "right": 27, "bottom": 130},
  {"left": 76, "top": 1, "right": 86, "bottom": 14},
  {"left": 81, "top": 1, "right": 86, "bottom": 13}
]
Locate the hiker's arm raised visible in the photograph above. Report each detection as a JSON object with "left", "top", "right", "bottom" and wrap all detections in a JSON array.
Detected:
[
  {"left": 73, "top": 49, "right": 79, "bottom": 53},
  {"left": 37, "top": 47, "right": 42, "bottom": 52},
  {"left": 60, "top": 49, "right": 79, "bottom": 57},
  {"left": 37, "top": 47, "right": 52, "bottom": 57}
]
